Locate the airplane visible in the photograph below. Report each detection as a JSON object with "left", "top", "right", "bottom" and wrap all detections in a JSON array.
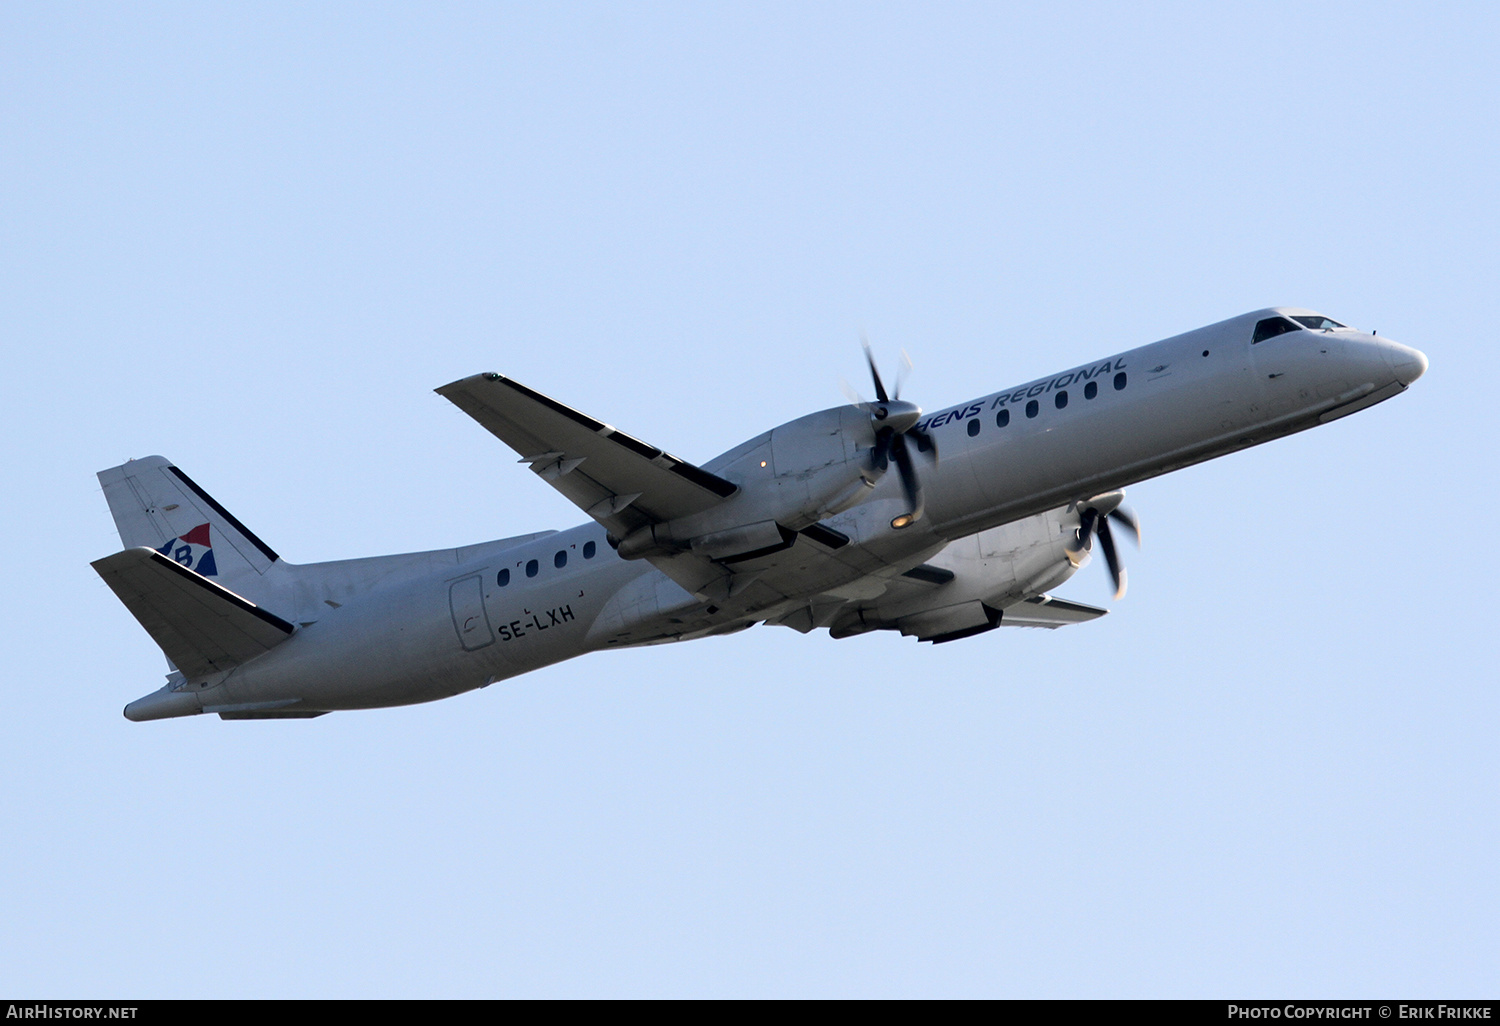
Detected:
[{"left": 92, "top": 307, "right": 1428, "bottom": 721}]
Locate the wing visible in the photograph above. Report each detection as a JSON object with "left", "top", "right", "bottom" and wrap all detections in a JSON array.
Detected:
[
  {"left": 437, "top": 374, "right": 907, "bottom": 622},
  {"left": 92, "top": 547, "right": 295, "bottom": 679},
  {"left": 436, "top": 373, "right": 737, "bottom": 538},
  {"left": 1000, "top": 594, "right": 1108, "bottom": 628}
]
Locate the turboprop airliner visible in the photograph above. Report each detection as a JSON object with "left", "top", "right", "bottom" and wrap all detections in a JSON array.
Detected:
[{"left": 93, "top": 307, "right": 1427, "bottom": 721}]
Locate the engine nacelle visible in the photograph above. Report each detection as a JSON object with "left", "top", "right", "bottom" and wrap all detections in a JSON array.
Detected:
[
  {"left": 828, "top": 505, "right": 1087, "bottom": 642},
  {"left": 615, "top": 407, "right": 878, "bottom": 560}
]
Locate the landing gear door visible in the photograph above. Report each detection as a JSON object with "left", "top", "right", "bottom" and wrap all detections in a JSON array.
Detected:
[{"left": 449, "top": 574, "right": 494, "bottom": 651}]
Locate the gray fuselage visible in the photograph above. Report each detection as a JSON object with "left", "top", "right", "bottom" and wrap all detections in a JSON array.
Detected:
[{"left": 128, "top": 308, "right": 1426, "bottom": 719}]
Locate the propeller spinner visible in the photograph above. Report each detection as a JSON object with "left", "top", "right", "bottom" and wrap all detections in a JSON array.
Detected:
[
  {"left": 1065, "top": 492, "right": 1141, "bottom": 600},
  {"left": 850, "top": 341, "right": 936, "bottom": 525}
]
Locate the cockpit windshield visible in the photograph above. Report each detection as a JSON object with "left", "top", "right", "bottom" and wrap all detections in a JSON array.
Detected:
[
  {"left": 1252, "top": 317, "right": 1300, "bottom": 343},
  {"left": 1292, "top": 315, "right": 1346, "bottom": 331},
  {"left": 1253, "top": 313, "right": 1349, "bottom": 343}
]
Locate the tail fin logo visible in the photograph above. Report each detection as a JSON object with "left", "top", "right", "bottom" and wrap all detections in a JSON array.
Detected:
[{"left": 157, "top": 523, "right": 218, "bottom": 576}]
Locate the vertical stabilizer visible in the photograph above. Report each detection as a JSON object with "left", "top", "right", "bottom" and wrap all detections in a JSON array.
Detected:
[{"left": 97, "top": 457, "right": 281, "bottom": 596}]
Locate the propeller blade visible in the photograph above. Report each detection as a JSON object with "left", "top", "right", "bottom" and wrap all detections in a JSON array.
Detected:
[
  {"left": 1108, "top": 505, "right": 1141, "bottom": 546},
  {"left": 1068, "top": 507, "right": 1098, "bottom": 557},
  {"left": 862, "top": 337, "right": 891, "bottom": 403},
  {"left": 840, "top": 378, "right": 870, "bottom": 410},
  {"left": 894, "top": 348, "right": 914, "bottom": 400},
  {"left": 908, "top": 425, "right": 937, "bottom": 463},
  {"left": 890, "top": 433, "right": 924, "bottom": 522},
  {"left": 1097, "top": 515, "right": 1126, "bottom": 600},
  {"left": 870, "top": 427, "right": 893, "bottom": 474}
]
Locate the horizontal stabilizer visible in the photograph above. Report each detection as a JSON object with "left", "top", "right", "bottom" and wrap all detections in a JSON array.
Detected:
[
  {"left": 436, "top": 373, "right": 737, "bottom": 537},
  {"left": 1002, "top": 594, "right": 1108, "bottom": 629},
  {"left": 92, "top": 547, "right": 295, "bottom": 679}
]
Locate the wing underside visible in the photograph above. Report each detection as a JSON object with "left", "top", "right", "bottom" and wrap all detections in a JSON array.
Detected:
[{"left": 1001, "top": 594, "right": 1108, "bottom": 628}]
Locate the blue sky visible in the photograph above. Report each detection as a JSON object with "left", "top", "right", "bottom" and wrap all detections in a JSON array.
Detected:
[{"left": 2, "top": 2, "right": 1496, "bottom": 997}]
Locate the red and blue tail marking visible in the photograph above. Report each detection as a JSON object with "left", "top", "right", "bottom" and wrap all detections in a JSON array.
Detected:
[{"left": 156, "top": 523, "right": 218, "bottom": 577}]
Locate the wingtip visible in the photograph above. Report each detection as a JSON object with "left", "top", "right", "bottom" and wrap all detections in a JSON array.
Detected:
[{"left": 435, "top": 372, "right": 504, "bottom": 396}]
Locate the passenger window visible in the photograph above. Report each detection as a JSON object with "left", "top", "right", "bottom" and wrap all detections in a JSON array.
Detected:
[
  {"left": 1253, "top": 317, "right": 1301, "bottom": 343},
  {"left": 1055, "top": 390, "right": 1068, "bottom": 409},
  {"left": 916, "top": 434, "right": 932, "bottom": 453},
  {"left": 583, "top": 540, "right": 596, "bottom": 559},
  {"left": 554, "top": 550, "right": 567, "bottom": 569},
  {"left": 497, "top": 568, "right": 510, "bottom": 587},
  {"left": 1084, "top": 381, "right": 1098, "bottom": 400},
  {"left": 525, "top": 559, "right": 539, "bottom": 578},
  {"left": 996, "top": 409, "right": 1010, "bottom": 428},
  {"left": 1113, "top": 371, "right": 1127, "bottom": 391},
  {"left": 1025, "top": 399, "right": 1039, "bottom": 418},
  {"left": 967, "top": 418, "right": 981, "bottom": 437}
]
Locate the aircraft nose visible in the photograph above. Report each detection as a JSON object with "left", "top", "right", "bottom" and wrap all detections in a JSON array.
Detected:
[{"left": 1384, "top": 341, "right": 1428, "bottom": 386}]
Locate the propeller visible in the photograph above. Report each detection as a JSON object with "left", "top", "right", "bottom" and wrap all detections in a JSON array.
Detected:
[
  {"left": 847, "top": 339, "right": 935, "bottom": 525},
  {"left": 1064, "top": 492, "right": 1141, "bottom": 600}
]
